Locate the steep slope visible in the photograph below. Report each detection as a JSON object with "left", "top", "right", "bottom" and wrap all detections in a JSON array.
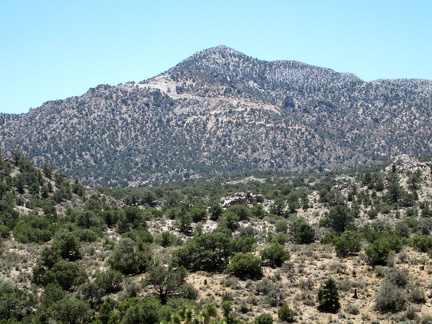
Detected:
[
  {"left": 0, "top": 46, "right": 431, "bottom": 187},
  {"left": 147, "top": 46, "right": 432, "bottom": 158}
]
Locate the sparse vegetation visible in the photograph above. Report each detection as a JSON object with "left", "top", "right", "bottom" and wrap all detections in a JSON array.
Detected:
[
  {"left": 1, "top": 150, "right": 432, "bottom": 322},
  {"left": 2, "top": 47, "right": 432, "bottom": 188}
]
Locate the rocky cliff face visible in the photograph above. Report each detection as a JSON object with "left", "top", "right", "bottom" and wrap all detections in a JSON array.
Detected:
[{"left": 1, "top": 46, "right": 431, "bottom": 187}]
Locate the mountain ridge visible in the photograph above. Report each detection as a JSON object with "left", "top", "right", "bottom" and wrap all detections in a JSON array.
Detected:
[{"left": 0, "top": 46, "right": 431, "bottom": 187}]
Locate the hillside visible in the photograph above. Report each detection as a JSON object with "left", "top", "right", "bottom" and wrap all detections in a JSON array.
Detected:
[
  {"left": 1, "top": 46, "right": 432, "bottom": 187},
  {"left": 2, "top": 152, "right": 432, "bottom": 323}
]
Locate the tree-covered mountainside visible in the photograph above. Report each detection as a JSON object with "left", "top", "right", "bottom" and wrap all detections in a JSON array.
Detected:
[
  {"left": 2, "top": 152, "right": 432, "bottom": 323},
  {"left": 1, "top": 46, "right": 432, "bottom": 187}
]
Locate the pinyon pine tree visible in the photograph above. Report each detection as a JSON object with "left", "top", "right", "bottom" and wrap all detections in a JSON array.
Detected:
[{"left": 317, "top": 278, "right": 340, "bottom": 313}]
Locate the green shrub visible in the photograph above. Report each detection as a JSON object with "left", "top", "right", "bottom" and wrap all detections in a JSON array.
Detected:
[
  {"left": 188, "top": 204, "right": 207, "bottom": 222},
  {"left": 123, "top": 229, "right": 154, "bottom": 244},
  {"left": 365, "top": 233, "right": 403, "bottom": 267},
  {"left": 52, "top": 232, "right": 82, "bottom": 261},
  {"left": 395, "top": 222, "right": 411, "bottom": 238},
  {"left": 411, "top": 234, "right": 432, "bottom": 252},
  {"left": 179, "top": 284, "right": 198, "bottom": 301},
  {"left": 75, "top": 228, "right": 98, "bottom": 242},
  {"left": 75, "top": 210, "right": 103, "bottom": 229},
  {"left": 278, "top": 303, "right": 295, "bottom": 322},
  {"left": 145, "top": 265, "right": 187, "bottom": 304},
  {"left": 290, "top": 217, "right": 315, "bottom": 244},
  {"left": 156, "top": 231, "right": 180, "bottom": 247},
  {"left": 108, "top": 238, "right": 153, "bottom": 275},
  {"left": 252, "top": 204, "right": 266, "bottom": 218},
  {"left": 320, "top": 233, "right": 337, "bottom": 245},
  {"left": 267, "top": 232, "right": 289, "bottom": 245},
  {"left": 117, "top": 206, "right": 147, "bottom": 233},
  {"left": 221, "top": 211, "right": 240, "bottom": 232},
  {"left": 173, "top": 231, "right": 232, "bottom": 272},
  {"left": 13, "top": 216, "right": 53, "bottom": 244},
  {"left": 255, "top": 313, "right": 273, "bottom": 324},
  {"left": 275, "top": 221, "right": 288, "bottom": 233},
  {"left": 227, "top": 204, "right": 252, "bottom": 221},
  {"left": 320, "top": 205, "right": 354, "bottom": 234},
  {"left": 232, "top": 235, "right": 257, "bottom": 253},
  {"left": 39, "top": 260, "right": 88, "bottom": 291},
  {"left": 95, "top": 270, "right": 124, "bottom": 294},
  {"left": 334, "top": 231, "right": 361, "bottom": 258},
  {"left": 260, "top": 243, "right": 290, "bottom": 267},
  {"left": 39, "top": 283, "right": 66, "bottom": 309},
  {"left": 116, "top": 297, "right": 162, "bottom": 324},
  {"left": 368, "top": 208, "right": 379, "bottom": 219},
  {"left": 380, "top": 204, "right": 392, "bottom": 214},
  {"left": 100, "top": 209, "right": 121, "bottom": 228},
  {"left": 0, "top": 225, "right": 9, "bottom": 239},
  {"left": 228, "top": 252, "right": 263, "bottom": 280},
  {"left": 80, "top": 282, "right": 104, "bottom": 309},
  {"left": 209, "top": 204, "right": 223, "bottom": 221},
  {"left": 47, "top": 298, "right": 93, "bottom": 324},
  {"left": 0, "top": 281, "right": 36, "bottom": 321}
]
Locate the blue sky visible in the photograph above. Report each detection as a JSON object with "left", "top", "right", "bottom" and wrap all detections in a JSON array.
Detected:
[{"left": 1, "top": 0, "right": 431, "bottom": 114}]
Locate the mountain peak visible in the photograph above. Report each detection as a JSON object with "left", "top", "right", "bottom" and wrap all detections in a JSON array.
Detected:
[
  {"left": 2, "top": 47, "right": 432, "bottom": 187},
  {"left": 164, "top": 45, "right": 362, "bottom": 94},
  {"left": 181, "top": 45, "right": 249, "bottom": 64},
  {"left": 202, "top": 44, "right": 243, "bottom": 54}
]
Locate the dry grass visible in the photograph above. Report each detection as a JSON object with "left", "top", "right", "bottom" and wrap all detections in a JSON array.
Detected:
[{"left": 181, "top": 244, "right": 432, "bottom": 323}]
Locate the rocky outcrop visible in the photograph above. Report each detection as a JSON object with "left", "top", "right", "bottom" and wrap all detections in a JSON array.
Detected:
[
  {"left": 221, "top": 192, "right": 265, "bottom": 208},
  {"left": 385, "top": 155, "right": 432, "bottom": 174}
]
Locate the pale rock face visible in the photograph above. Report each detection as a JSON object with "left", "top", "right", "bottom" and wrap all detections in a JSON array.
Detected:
[{"left": 385, "top": 155, "right": 432, "bottom": 174}]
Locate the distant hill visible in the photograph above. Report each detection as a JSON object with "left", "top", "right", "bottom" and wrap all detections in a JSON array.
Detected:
[{"left": 1, "top": 45, "right": 431, "bottom": 187}]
